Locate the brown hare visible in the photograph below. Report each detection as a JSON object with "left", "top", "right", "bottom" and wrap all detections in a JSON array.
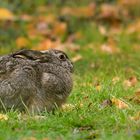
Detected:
[{"left": 0, "top": 49, "right": 73, "bottom": 114}]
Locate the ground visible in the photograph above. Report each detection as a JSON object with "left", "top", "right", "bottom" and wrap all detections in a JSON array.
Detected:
[{"left": 0, "top": 1, "right": 140, "bottom": 140}]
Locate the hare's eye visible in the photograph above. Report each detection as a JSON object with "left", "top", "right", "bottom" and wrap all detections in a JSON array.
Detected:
[{"left": 59, "top": 54, "right": 66, "bottom": 60}]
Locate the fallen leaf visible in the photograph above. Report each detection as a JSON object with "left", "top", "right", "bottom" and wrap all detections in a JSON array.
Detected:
[
  {"left": 16, "top": 37, "right": 29, "bottom": 48},
  {"left": 98, "top": 4, "right": 121, "bottom": 23},
  {"left": 61, "top": 103, "right": 75, "bottom": 111},
  {"left": 112, "top": 76, "right": 120, "bottom": 84},
  {"left": 130, "top": 112, "right": 140, "bottom": 121},
  {"left": 127, "top": 89, "right": 140, "bottom": 104},
  {"left": 65, "top": 43, "right": 80, "bottom": 52},
  {"left": 19, "top": 14, "right": 33, "bottom": 21},
  {"left": 72, "top": 54, "right": 82, "bottom": 62},
  {"left": 52, "top": 22, "right": 67, "bottom": 37},
  {"left": 126, "top": 19, "right": 140, "bottom": 34},
  {"left": 111, "top": 98, "right": 129, "bottom": 109},
  {"left": 34, "top": 39, "right": 60, "bottom": 50},
  {"left": 118, "top": 0, "right": 140, "bottom": 6},
  {"left": 0, "top": 8, "right": 15, "bottom": 20},
  {"left": 133, "top": 90, "right": 140, "bottom": 104},
  {"left": 123, "top": 76, "right": 138, "bottom": 88},
  {"left": 98, "top": 25, "right": 107, "bottom": 36},
  {"left": 95, "top": 84, "right": 101, "bottom": 91},
  {"left": 67, "top": 32, "right": 83, "bottom": 43},
  {"left": 61, "top": 3, "right": 96, "bottom": 18},
  {"left": 101, "top": 38, "right": 120, "bottom": 54},
  {"left": 0, "top": 114, "right": 8, "bottom": 121}
]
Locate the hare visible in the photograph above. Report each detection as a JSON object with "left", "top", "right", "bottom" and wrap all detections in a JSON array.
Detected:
[{"left": 0, "top": 49, "right": 73, "bottom": 113}]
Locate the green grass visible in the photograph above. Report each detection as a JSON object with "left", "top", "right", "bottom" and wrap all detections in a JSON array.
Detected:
[{"left": 0, "top": 1, "right": 140, "bottom": 140}]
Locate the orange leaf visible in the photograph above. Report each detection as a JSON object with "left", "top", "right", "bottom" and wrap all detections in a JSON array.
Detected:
[
  {"left": 34, "top": 39, "right": 60, "bottom": 50},
  {"left": 111, "top": 98, "right": 129, "bottom": 109},
  {"left": 52, "top": 22, "right": 67, "bottom": 37},
  {"left": 16, "top": 37, "right": 29, "bottom": 48},
  {"left": 123, "top": 76, "right": 138, "bottom": 88},
  {"left": 0, "top": 8, "right": 15, "bottom": 20},
  {"left": 61, "top": 3, "right": 96, "bottom": 18}
]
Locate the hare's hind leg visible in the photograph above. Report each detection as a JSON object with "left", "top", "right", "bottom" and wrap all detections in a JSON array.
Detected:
[{"left": 0, "top": 65, "right": 40, "bottom": 112}]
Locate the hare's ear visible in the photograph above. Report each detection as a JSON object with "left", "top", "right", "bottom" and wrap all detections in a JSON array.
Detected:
[{"left": 12, "top": 49, "right": 44, "bottom": 60}]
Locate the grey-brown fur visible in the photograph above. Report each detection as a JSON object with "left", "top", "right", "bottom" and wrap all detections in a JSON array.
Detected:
[{"left": 0, "top": 49, "right": 73, "bottom": 113}]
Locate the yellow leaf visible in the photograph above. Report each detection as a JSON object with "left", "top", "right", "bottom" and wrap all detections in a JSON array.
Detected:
[
  {"left": 16, "top": 37, "right": 29, "bottom": 48},
  {"left": 112, "top": 76, "right": 120, "bottom": 84},
  {"left": 111, "top": 98, "right": 129, "bottom": 109},
  {"left": 0, "top": 8, "right": 15, "bottom": 20},
  {"left": 61, "top": 103, "right": 75, "bottom": 111},
  {"left": 71, "top": 54, "right": 82, "bottom": 62},
  {"left": 130, "top": 112, "right": 140, "bottom": 121},
  {"left": 95, "top": 84, "right": 101, "bottom": 91},
  {"left": 0, "top": 114, "right": 8, "bottom": 121}
]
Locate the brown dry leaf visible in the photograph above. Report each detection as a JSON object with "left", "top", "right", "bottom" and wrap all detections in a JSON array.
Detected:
[
  {"left": 118, "top": 0, "right": 140, "bottom": 6},
  {"left": 123, "top": 76, "right": 138, "bottom": 88},
  {"left": 98, "top": 25, "right": 107, "bottom": 36},
  {"left": 111, "top": 98, "right": 129, "bottom": 109},
  {"left": 101, "top": 38, "right": 120, "bottom": 54},
  {"left": 128, "top": 89, "right": 140, "bottom": 104},
  {"left": 61, "top": 3, "right": 96, "bottom": 18},
  {"left": 19, "top": 14, "right": 33, "bottom": 21},
  {"left": 34, "top": 39, "right": 60, "bottom": 50},
  {"left": 72, "top": 54, "right": 82, "bottom": 63},
  {"left": 112, "top": 76, "right": 120, "bottom": 84},
  {"left": 0, "top": 114, "right": 8, "bottom": 121},
  {"left": 0, "top": 8, "right": 15, "bottom": 20},
  {"left": 130, "top": 112, "right": 140, "bottom": 121},
  {"left": 56, "top": 43, "right": 80, "bottom": 52},
  {"left": 109, "top": 25, "right": 123, "bottom": 36},
  {"left": 52, "top": 22, "right": 67, "bottom": 37},
  {"left": 67, "top": 32, "right": 83, "bottom": 43},
  {"left": 133, "top": 90, "right": 140, "bottom": 104},
  {"left": 16, "top": 37, "right": 29, "bottom": 48},
  {"left": 126, "top": 19, "right": 140, "bottom": 34},
  {"left": 98, "top": 4, "right": 121, "bottom": 22}
]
